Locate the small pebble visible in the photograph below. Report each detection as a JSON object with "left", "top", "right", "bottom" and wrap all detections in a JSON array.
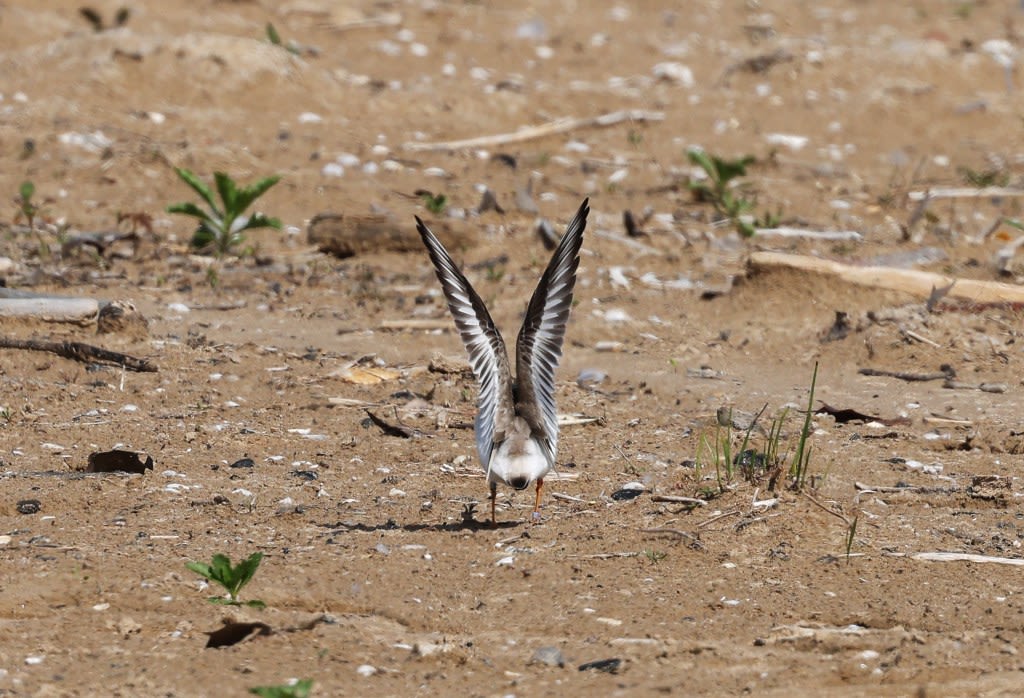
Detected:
[
  {"left": 16, "top": 499, "right": 41, "bottom": 515},
  {"left": 530, "top": 646, "right": 565, "bottom": 668},
  {"left": 356, "top": 664, "right": 377, "bottom": 677},
  {"left": 578, "top": 658, "right": 621, "bottom": 673}
]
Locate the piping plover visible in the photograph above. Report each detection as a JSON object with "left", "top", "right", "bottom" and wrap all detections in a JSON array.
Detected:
[{"left": 416, "top": 199, "right": 589, "bottom": 523}]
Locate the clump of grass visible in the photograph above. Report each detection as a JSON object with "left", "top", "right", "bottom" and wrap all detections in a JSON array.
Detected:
[
  {"left": 166, "top": 168, "right": 281, "bottom": 257},
  {"left": 185, "top": 552, "right": 266, "bottom": 608},
  {"left": 643, "top": 549, "right": 667, "bottom": 564},
  {"left": 250, "top": 679, "right": 313, "bottom": 698},
  {"left": 788, "top": 362, "right": 818, "bottom": 492}
]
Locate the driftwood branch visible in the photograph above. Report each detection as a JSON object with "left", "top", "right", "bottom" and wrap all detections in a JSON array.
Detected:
[
  {"left": 402, "top": 110, "right": 665, "bottom": 152},
  {"left": 911, "top": 552, "right": 1024, "bottom": 566},
  {"left": 907, "top": 187, "right": 1024, "bottom": 201},
  {"left": 0, "top": 298, "right": 101, "bottom": 324},
  {"left": 0, "top": 337, "right": 156, "bottom": 372},
  {"left": 749, "top": 251, "right": 1024, "bottom": 304},
  {"left": 753, "top": 228, "right": 863, "bottom": 241}
]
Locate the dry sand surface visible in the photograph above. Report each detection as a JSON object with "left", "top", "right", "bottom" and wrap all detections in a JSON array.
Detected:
[{"left": 2, "top": 1, "right": 1024, "bottom": 696}]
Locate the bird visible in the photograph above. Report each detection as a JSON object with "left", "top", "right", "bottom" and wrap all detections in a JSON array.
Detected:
[{"left": 415, "top": 199, "right": 589, "bottom": 524}]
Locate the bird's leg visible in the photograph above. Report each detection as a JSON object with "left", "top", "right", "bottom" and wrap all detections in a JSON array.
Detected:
[
  {"left": 490, "top": 481, "right": 498, "bottom": 526},
  {"left": 532, "top": 477, "right": 544, "bottom": 522}
]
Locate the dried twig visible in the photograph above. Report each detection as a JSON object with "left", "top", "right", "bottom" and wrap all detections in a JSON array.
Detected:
[
  {"left": 569, "top": 552, "right": 640, "bottom": 560},
  {"left": 403, "top": 110, "right": 665, "bottom": 152},
  {"left": 749, "top": 251, "right": 1024, "bottom": 304},
  {"left": 858, "top": 366, "right": 954, "bottom": 382},
  {"left": 907, "top": 187, "right": 1024, "bottom": 201},
  {"left": 753, "top": 228, "right": 862, "bottom": 241},
  {"left": 651, "top": 495, "right": 708, "bottom": 506},
  {"left": 0, "top": 337, "right": 155, "bottom": 372},
  {"left": 640, "top": 527, "right": 704, "bottom": 549},
  {"left": 911, "top": 552, "right": 1024, "bottom": 566}
]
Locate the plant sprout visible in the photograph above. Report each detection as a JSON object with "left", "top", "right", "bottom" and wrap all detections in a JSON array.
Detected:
[
  {"left": 166, "top": 168, "right": 281, "bottom": 256},
  {"left": 185, "top": 552, "right": 266, "bottom": 608}
]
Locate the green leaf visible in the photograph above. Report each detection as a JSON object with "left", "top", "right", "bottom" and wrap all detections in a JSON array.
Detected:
[
  {"left": 19, "top": 181, "right": 35, "bottom": 203},
  {"left": 713, "top": 155, "right": 755, "bottom": 183},
  {"left": 211, "top": 554, "right": 233, "bottom": 587},
  {"left": 266, "top": 22, "right": 282, "bottom": 46},
  {"left": 213, "top": 172, "right": 238, "bottom": 214},
  {"left": 234, "top": 175, "right": 281, "bottom": 215},
  {"left": 242, "top": 213, "right": 282, "bottom": 231},
  {"left": 166, "top": 201, "right": 212, "bottom": 221},
  {"left": 686, "top": 149, "right": 716, "bottom": 180},
  {"left": 245, "top": 599, "right": 267, "bottom": 609},
  {"left": 230, "top": 552, "right": 264, "bottom": 595},
  {"left": 185, "top": 561, "right": 213, "bottom": 580},
  {"left": 190, "top": 227, "right": 217, "bottom": 251},
  {"left": 173, "top": 168, "right": 220, "bottom": 215}
]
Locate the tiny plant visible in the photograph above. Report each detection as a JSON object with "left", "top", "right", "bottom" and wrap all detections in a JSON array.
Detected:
[
  {"left": 166, "top": 168, "right": 281, "bottom": 256},
  {"left": 419, "top": 191, "right": 448, "bottom": 215},
  {"left": 788, "top": 362, "right": 819, "bottom": 491},
  {"left": 15, "top": 181, "right": 38, "bottom": 231},
  {"left": 688, "top": 149, "right": 785, "bottom": 237},
  {"left": 696, "top": 419, "right": 734, "bottom": 493},
  {"left": 266, "top": 23, "right": 301, "bottom": 55},
  {"left": 958, "top": 165, "right": 1008, "bottom": 188},
  {"left": 185, "top": 552, "right": 266, "bottom": 608},
  {"left": 688, "top": 149, "right": 757, "bottom": 236},
  {"left": 250, "top": 679, "right": 314, "bottom": 698},
  {"left": 643, "top": 549, "right": 667, "bottom": 564}
]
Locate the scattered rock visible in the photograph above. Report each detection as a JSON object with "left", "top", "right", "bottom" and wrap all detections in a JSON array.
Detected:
[
  {"left": 16, "top": 499, "right": 41, "bottom": 515},
  {"left": 230, "top": 458, "right": 255, "bottom": 469},
  {"left": 308, "top": 212, "right": 475, "bottom": 257},
  {"left": 611, "top": 482, "right": 645, "bottom": 501},
  {"left": 530, "top": 646, "right": 565, "bottom": 668},
  {"left": 578, "top": 658, "right": 622, "bottom": 673},
  {"left": 97, "top": 300, "right": 149, "bottom": 337},
  {"left": 87, "top": 449, "right": 154, "bottom": 474}
]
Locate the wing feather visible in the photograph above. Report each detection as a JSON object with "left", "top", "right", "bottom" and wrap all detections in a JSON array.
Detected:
[
  {"left": 416, "top": 217, "right": 513, "bottom": 469},
  {"left": 515, "top": 199, "right": 589, "bottom": 465}
]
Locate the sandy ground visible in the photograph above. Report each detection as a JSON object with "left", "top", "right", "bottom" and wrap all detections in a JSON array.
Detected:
[{"left": 2, "top": 1, "right": 1024, "bottom": 696}]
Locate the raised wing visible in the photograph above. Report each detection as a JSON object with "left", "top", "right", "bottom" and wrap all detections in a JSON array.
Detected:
[
  {"left": 515, "top": 198, "right": 589, "bottom": 465},
  {"left": 416, "top": 217, "right": 513, "bottom": 469}
]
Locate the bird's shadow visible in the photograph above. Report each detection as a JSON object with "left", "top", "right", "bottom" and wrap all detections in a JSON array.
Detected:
[{"left": 320, "top": 517, "right": 521, "bottom": 535}]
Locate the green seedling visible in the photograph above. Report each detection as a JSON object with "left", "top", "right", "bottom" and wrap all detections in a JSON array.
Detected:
[
  {"left": 166, "top": 168, "right": 281, "bottom": 256},
  {"left": 419, "top": 191, "right": 448, "bottom": 215},
  {"left": 688, "top": 149, "right": 784, "bottom": 237},
  {"left": 185, "top": 552, "right": 266, "bottom": 608},
  {"left": 250, "top": 679, "right": 313, "bottom": 698},
  {"left": 15, "top": 181, "right": 38, "bottom": 231},
  {"left": 788, "top": 362, "right": 819, "bottom": 491},
  {"left": 958, "top": 166, "right": 1008, "bottom": 188},
  {"left": 266, "top": 23, "right": 301, "bottom": 55},
  {"left": 643, "top": 549, "right": 667, "bottom": 564}
]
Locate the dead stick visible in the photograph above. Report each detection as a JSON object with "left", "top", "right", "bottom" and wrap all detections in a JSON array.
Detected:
[
  {"left": 402, "top": 110, "right": 665, "bottom": 152},
  {"left": 640, "top": 527, "right": 704, "bottom": 549},
  {"left": 651, "top": 495, "right": 708, "bottom": 506},
  {"left": 749, "top": 251, "right": 1024, "bottom": 304},
  {"left": 858, "top": 367, "right": 952, "bottom": 382},
  {"left": 0, "top": 337, "right": 156, "bottom": 372}
]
